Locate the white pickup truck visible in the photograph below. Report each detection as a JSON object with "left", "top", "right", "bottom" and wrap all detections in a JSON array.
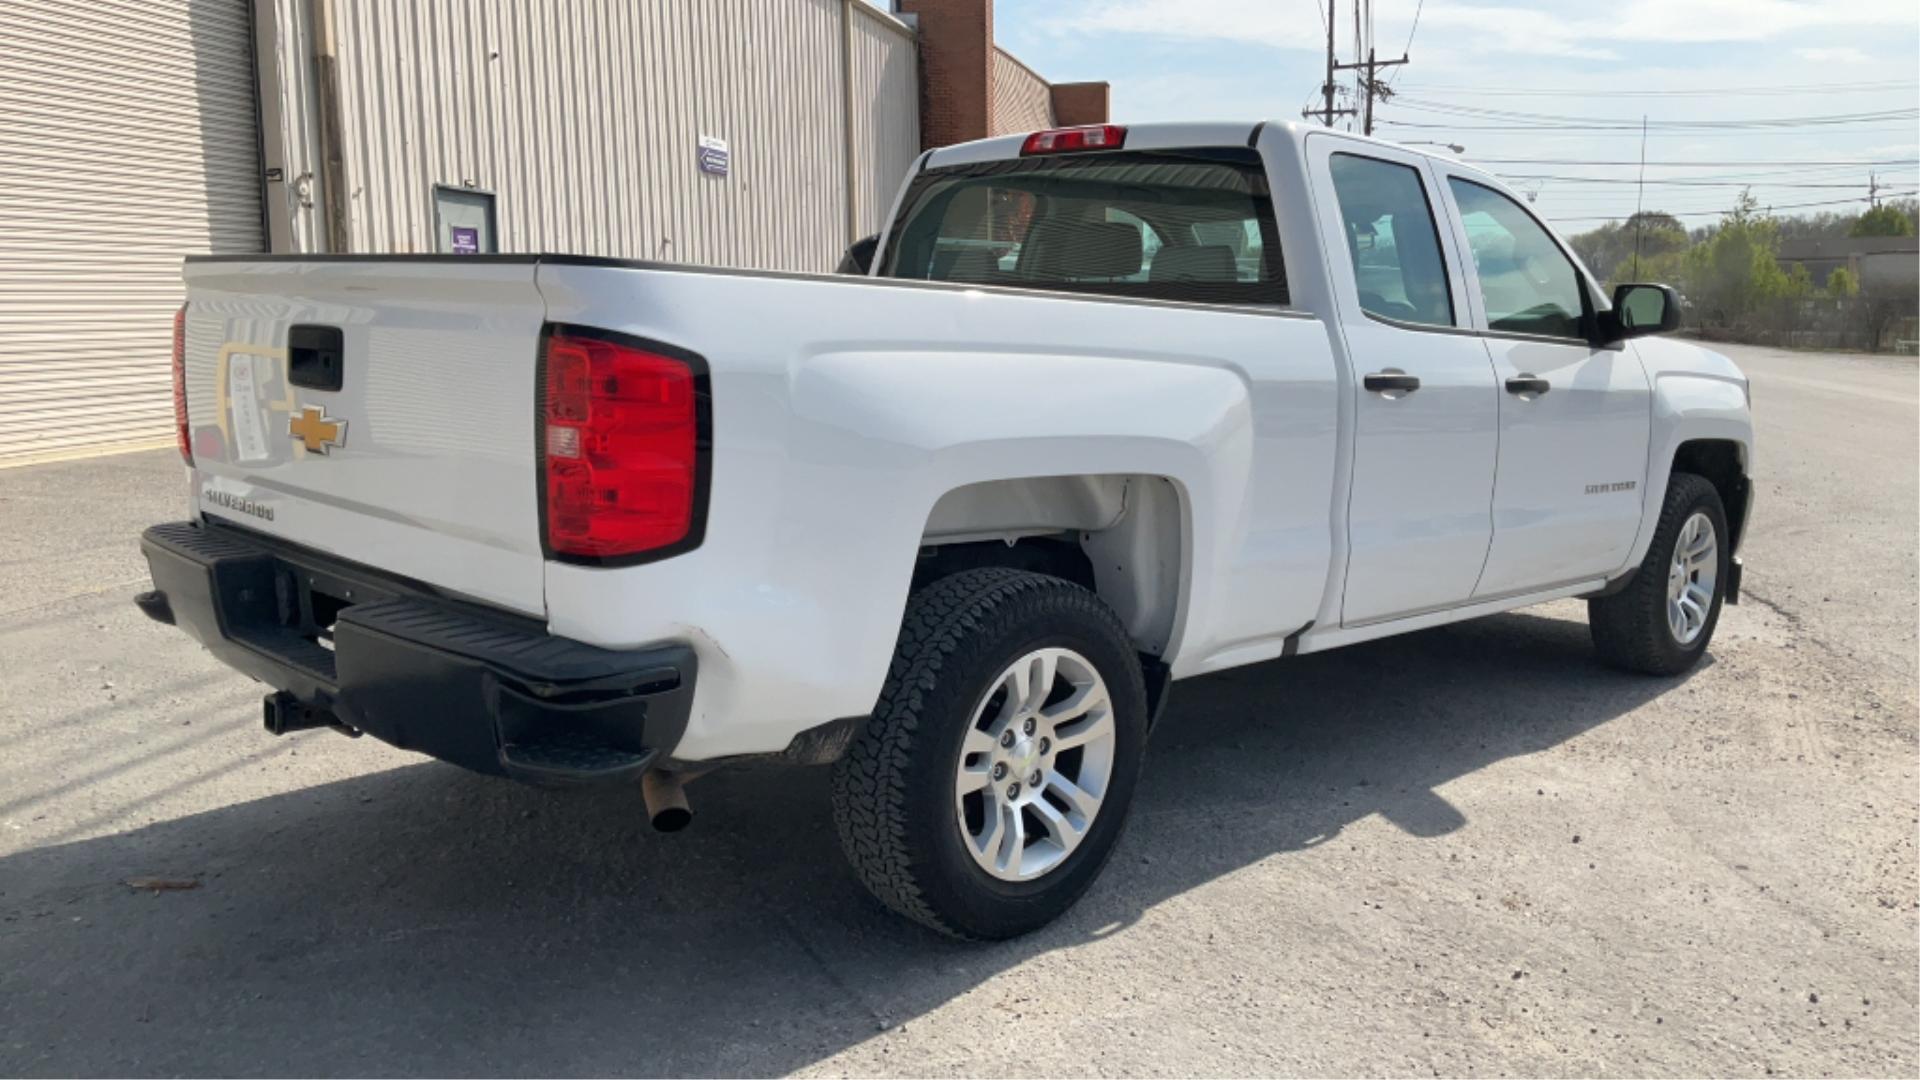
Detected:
[{"left": 139, "top": 122, "right": 1752, "bottom": 939}]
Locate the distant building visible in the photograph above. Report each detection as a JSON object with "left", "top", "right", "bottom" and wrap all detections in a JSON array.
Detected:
[
  {"left": 0, "top": 0, "right": 1106, "bottom": 465},
  {"left": 1777, "top": 235, "right": 1920, "bottom": 295}
]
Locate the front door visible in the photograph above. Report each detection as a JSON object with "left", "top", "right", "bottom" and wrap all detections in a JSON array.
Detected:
[
  {"left": 1438, "top": 176, "right": 1652, "bottom": 597},
  {"left": 1311, "top": 139, "right": 1500, "bottom": 625}
]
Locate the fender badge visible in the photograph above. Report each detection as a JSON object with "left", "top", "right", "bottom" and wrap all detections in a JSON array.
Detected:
[{"left": 288, "top": 405, "right": 347, "bottom": 454}]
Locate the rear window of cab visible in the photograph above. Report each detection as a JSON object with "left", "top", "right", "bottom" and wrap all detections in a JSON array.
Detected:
[{"left": 879, "top": 148, "right": 1289, "bottom": 307}]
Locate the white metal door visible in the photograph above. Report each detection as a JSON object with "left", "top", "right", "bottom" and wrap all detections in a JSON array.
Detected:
[
  {"left": 1435, "top": 173, "right": 1653, "bottom": 596},
  {"left": 0, "top": 0, "right": 263, "bottom": 467},
  {"left": 1308, "top": 136, "right": 1500, "bottom": 626}
]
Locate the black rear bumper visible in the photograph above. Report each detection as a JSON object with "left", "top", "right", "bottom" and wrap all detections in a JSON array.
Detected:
[{"left": 138, "top": 521, "right": 694, "bottom": 785}]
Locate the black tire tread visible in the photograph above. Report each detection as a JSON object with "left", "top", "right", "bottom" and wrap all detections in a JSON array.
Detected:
[
  {"left": 1589, "top": 471, "right": 1725, "bottom": 675},
  {"left": 829, "top": 567, "right": 1140, "bottom": 938}
]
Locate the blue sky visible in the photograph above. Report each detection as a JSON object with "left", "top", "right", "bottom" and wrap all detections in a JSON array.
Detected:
[{"left": 969, "top": 0, "right": 1920, "bottom": 230}]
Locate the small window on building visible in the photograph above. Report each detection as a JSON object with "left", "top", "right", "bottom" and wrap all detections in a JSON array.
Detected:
[{"left": 882, "top": 149, "right": 1288, "bottom": 306}]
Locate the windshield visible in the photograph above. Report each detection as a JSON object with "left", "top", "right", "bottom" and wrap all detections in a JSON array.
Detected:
[{"left": 878, "top": 148, "right": 1288, "bottom": 307}]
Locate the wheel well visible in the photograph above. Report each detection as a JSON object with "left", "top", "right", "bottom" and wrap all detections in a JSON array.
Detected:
[
  {"left": 911, "top": 535, "right": 1097, "bottom": 594},
  {"left": 916, "top": 474, "right": 1186, "bottom": 660},
  {"left": 1672, "top": 439, "right": 1750, "bottom": 550}
]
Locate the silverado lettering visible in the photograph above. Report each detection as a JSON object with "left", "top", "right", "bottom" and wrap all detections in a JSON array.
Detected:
[{"left": 201, "top": 487, "right": 274, "bottom": 522}]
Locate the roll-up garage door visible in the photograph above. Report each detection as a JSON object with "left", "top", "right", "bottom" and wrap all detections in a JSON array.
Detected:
[{"left": 0, "top": 0, "right": 263, "bottom": 467}]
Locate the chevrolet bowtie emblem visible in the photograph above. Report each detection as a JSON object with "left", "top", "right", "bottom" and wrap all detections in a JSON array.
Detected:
[{"left": 288, "top": 406, "right": 347, "bottom": 454}]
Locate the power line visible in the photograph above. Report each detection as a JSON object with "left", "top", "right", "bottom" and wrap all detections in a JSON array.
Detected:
[
  {"left": 1464, "top": 158, "right": 1920, "bottom": 168},
  {"left": 1495, "top": 175, "right": 1889, "bottom": 188},
  {"left": 1395, "top": 79, "right": 1919, "bottom": 97},
  {"left": 1393, "top": 101, "right": 1920, "bottom": 127},
  {"left": 1382, "top": 120, "right": 1920, "bottom": 137},
  {"left": 1541, "top": 189, "right": 1908, "bottom": 212},
  {"left": 1546, "top": 190, "right": 1918, "bottom": 223},
  {"left": 1387, "top": 100, "right": 1919, "bottom": 129},
  {"left": 1384, "top": 0, "right": 1424, "bottom": 88}
]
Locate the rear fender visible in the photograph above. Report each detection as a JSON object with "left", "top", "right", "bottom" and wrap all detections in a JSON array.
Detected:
[{"left": 804, "top": 347, "right": 1253, "bottom": 671}]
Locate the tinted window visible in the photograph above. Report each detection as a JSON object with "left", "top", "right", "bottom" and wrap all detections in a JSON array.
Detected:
[
  {"left": 1448, "top": 178, "right": 1587, "bottom": 339},
  {"left": 880, "top": 149, "right": 1287, "bottom": 306},
  {"left": 1327, "top": 153, "right": 1455, "bottom": 328}
]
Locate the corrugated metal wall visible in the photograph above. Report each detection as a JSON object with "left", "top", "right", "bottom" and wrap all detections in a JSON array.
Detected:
[
  {"left": 848, "top": 4, "right": 921, "bottom": 237},
  {"left": 0, "top": 0, "right": 922, "bottom": 467},
  {"left": 290, "top": 0, "right": 920, "bottom": 271},
  {"left": 0, "top": 0, "right": 264, "bottom": 467},
  {"left": 989, "top": 47, "right": 1054, "bottom": 137}
]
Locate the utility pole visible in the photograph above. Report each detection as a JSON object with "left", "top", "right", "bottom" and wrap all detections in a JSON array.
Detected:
[
  {"left": 1333, "top": 47, "right": 1408, "bottom": 135},
  {"left": 1302, "top": 0, "right": 1408, "bottom": 133},
  {"left": 1869, "top": 171, "right": 1880, "bottom": 208},
  {"left": 1631, "top": 115, "right": 1647, "bottom": 279},
  {"left": 1304, "top": 0, "right": 1354, "bottom": 127}
]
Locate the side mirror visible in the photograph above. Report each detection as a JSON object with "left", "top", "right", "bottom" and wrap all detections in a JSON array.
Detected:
[
  {"left": 837, "top": 234, "right": 880, "bottom": 276},
  {"left": 1600, "top": 282, "right": 1682, "bottom": 342}
]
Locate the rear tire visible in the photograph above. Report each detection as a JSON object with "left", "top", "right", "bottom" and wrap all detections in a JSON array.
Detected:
[
  {"left": 1589, "top": 472, "right": 1729, "bottom": 675},
  {"left": 831, "top": 568, "right": 1148, "bottom": 940}
]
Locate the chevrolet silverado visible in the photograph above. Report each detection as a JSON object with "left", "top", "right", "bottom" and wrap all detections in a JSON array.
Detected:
[{"left": 137, "top": 121, "right": 1753, "bottom": 939}]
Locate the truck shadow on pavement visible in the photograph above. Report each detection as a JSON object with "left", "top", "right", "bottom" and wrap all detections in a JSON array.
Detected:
[{"left": 0, "top": 608, "right": 1705, "bottom": 1077}]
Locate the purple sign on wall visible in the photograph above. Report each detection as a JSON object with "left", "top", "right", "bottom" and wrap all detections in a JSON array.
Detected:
[{"left": 450, "top": 226, "right": 479, "bottom": 255}]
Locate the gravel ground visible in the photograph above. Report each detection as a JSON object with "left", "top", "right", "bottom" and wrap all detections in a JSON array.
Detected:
[{"left": 0, "top": 342, "right": 1913, "bottom": 1077}]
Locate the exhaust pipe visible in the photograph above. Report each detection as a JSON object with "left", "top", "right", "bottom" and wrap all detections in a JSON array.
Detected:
[{"left": 641, "top": 769, "right": 693, "bottom": 833}]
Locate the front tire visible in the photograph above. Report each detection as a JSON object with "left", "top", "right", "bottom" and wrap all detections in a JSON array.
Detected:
[
  {"left": 831, "top": 568, "right": 1148, "bottom": 940},
  {"left": 1589, "top": 472, "right": 1730, "bottom": 675}
]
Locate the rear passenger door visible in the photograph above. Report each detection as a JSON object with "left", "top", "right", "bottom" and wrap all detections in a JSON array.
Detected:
[
  {"left": 1436, "top": 175, "right": 1652, "bottom": 597},
  {"left": 1308, "top": 137, "right": 1500, "bottom": 626}
]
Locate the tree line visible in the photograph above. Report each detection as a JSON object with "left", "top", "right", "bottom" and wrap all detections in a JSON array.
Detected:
[{"left": 1567, "top": 196, "right": 1917, "bottom": 349}]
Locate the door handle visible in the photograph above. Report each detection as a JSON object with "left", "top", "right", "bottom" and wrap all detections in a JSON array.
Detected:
[
  {"left": 1363, "top": 371, "right": 1421, "bottom": 395},
  {"left": 1506, "top": 374, "right": 1551, "bottom": 396}
]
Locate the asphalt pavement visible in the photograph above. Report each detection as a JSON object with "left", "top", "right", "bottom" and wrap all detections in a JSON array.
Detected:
[{"left": 0, "top": 342, "right": 1914, "bottom": 1077}]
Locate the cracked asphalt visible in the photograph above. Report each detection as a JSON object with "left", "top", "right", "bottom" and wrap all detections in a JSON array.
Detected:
[{"left": 1, "top": 343, "right": 1914, "bottom": 1077}]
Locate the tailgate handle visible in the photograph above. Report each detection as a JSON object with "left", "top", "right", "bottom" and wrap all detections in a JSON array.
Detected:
[{"left": 288, "top": 325, "right": 345, "bottom": 392}]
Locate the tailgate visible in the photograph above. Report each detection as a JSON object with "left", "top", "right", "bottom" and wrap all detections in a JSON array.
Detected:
[{"left": 180, "top": 258, "right": 548, "bottom": 616}]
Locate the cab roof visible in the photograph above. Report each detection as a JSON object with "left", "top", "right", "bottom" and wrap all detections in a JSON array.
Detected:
[{"left": 922, "top": 120, "right": 1489, "bottom": 185}]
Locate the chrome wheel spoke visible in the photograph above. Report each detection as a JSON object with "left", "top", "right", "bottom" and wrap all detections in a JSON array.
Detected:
[
  {"left": 989, "top": 672, "right": 1022, "bottom": 728},
  {"left": 1030, "top": 797, "right": 1087, "bottom": 858},
  {"left": 1022, "top": 651, "right": 1059, "bottom": 712},
  {"left": 1045, "top": 769, "right": 1102, "bottom": 821},
  {"left": 993, "top": 802, "right": 1025, "bottom": 876},
  {"left": 962, "top": 727, "right": 998, "bottom": 758},
  {"left": 955, "top": 761, "right": 992, "bottom": 795},
  {"left": 1049, "top": 707, "right": 1114, "bottom": 753},
  {"left": 973, "top": 798, "right": 1005, "bottom": 861},
  {"left": 1678, "top": 595, "right": 1703, "bottom": 634},
  {"left": 1003, "top": 664, "right": 1030, "bottom": 720},
  {"left": 1041, "top": 681, "right": 1107, "bottom": 726}
]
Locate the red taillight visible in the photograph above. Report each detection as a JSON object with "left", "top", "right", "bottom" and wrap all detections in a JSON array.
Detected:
[
  {"left": 171, "top": 303, "right": 191, "bottom": 465},
  {"left": 1020, "top": 124, "right": 1127, "bottom": 156},
  {"left": 540, "top": 328, "right": 706, "bottom": 563}
]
